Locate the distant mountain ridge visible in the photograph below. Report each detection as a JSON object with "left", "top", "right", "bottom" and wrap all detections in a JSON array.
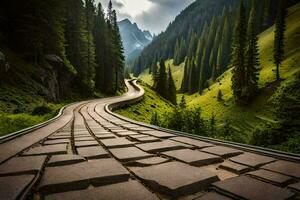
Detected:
[{"left": 118, "top": 19, "right": 153, "bottom": 61}]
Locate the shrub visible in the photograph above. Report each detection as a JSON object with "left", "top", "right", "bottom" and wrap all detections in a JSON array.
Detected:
[{"left": 32, "top": 104, "right": 52, "bottom": 115}]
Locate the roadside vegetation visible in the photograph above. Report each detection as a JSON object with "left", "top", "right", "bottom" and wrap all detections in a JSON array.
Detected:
[{"left": 119, "top": 2, "right": 300, "bottom": 153}]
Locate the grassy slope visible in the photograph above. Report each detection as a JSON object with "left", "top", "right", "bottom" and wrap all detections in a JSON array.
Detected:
[
  {"left": 115, "top": 82, "right": 174, "bottom": 123},
  {"left": 136, "top": 3, "right": 300, "bottom": 142},
  {"left": 139, "top": 59, "right": 184, "bottom": 91},
  {"left": 185, "top": 3, "right": 300, "bottom": 137},
  {"left": 0, "top": 49, "right": 73, "bottom": 136}
]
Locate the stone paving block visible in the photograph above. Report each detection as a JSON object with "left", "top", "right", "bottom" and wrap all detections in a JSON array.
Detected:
[
  {"left": 130, "top": 127, "right": 155, "bottom": 131},
  {"left": 110, "top": 147, "right": 153, "bottom": 162},
  {"left": 0, "top": 156, "right": 47, "bottom": 176},
  {"left": 177, "top": 191, "right": 205, "bottom": 200},
  {"left": 247, "top": 169, "right": 293, "bottom": 186},
  {"left": 135, "top": 136, "right": 160, "bottom": 143},
  {"left": 171, "top": 137, "right": 213, "bottom": 149},
  {"left": 44, "top": 139, "right": 70, "bottom": 145},
  {"left": 23, "top": 144, "right": 67, "bottom": 156},
  {"left": 129, "top": 134, "right": 148, "bottom": 139},
  {"left": 0, "top": 174, "right": 36, "bottom": 200},
  {"left": 219, "top": 161, "right": 252, "bottom": 174},
  {"left": 212, "top": 176, "right": 295, "bottom": 200},
  {"left": 73, "top": 135, "right": 91, "bottom": 139},
  {"left": 162, "top": 149, "right": 222, "bottom": 167},
  {"left": 132, "top": 161, "right": 219, "bottom": 197},
  {"left": 39, "top": 159, "right": 130, "bottom": 194},
  {"left": 115, "top": 131, "right": 140, "bottom": 137},
  {"left": 126, "top": 157, "right": 170, "bottom": 167},
  {"left": 262, "top": 160, "right": 300, "bottom": 178},
  {"left": 201, "top": 146, "right": 243, "bottom": 158},
  {"left": 48, "top": 135, "right": 71, "bottom": 140},
  {"left": 200, "top": 165, "right": 237, "bottom": 181},
  {"left": 141, "top": 130, "right": 175, "bottom": 138},
  {"left": 229, "top": 153, "right": 276, "bottom": 168},
  {"left": 74, "top": 137, "right": 94, "bottom": 142},
  {"left": 45, "top": 180, "right": 159, "bottom": 200},
  {"left": 136, "top": 140, "right": 191, "bottom": 153},
  {"left": 77, "top": 146, "right": 110, "bottom": 159},
  {"left": 73, "top": 131, "right": 90, "bottom": 135},
  {"left": 92, "top": 130, "right": 111, "bottom": 135},
  {"left": 288, "top": 182, "right": 300, "bottom": 192},
  {"left": 94, "top": 133, "right": 116, "bottom": 139},
  {"left": 100, "top": 138, "right": 135, "bottom": 148},
  {"left": 75, "top": 140, "right": 99, "bottom": 148},
  {"left": 48, "top": 155, "right": 85, "bottom": 167},
  {"left": 55, "top": 132, "right": 71, "bottom": 137},
  {"left": 196, "top": 192, "right": 233, "bottom": 200}
]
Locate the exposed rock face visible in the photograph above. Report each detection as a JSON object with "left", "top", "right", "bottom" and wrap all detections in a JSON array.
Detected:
[
  {"left": 44, "top": 54, "right": 74, "bottom": 102},
  {"left": 118, "top": 19, "right": 152, "bottom": 60}
]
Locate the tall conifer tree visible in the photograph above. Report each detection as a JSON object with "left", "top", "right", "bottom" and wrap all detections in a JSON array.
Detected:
[
  {"left": 274, "top": 0, "right": 286, "bottom": 81},
  {"left": 155, "top": 60, "right": 168, "bottom": 98},
  {"left": 231, "top": 0, "right": 247, "bottom": 104},
  {"left": 167, "top": 67, "right": 177, "bottom": 105},
  {"left": 246, "top": 1, "right": 260, "bottom": 100}
]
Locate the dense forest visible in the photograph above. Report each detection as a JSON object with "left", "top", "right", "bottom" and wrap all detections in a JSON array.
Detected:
[
  {"left": 0, "top": 0, "right": 125, "bottom": 99},
  {"left": 119, "top": 0, "right": 300, "bottom": 153},
  {"left": 133, "top": 0, "right": 298, "bottom": 97}
]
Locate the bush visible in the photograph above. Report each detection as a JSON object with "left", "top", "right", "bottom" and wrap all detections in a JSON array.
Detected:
[
  {"left": 0, "top": 114, "right": 44, "bottom": 136},
  {"left": 32, "top": 104, "right": 52, "bottom": 115},
  {"left": 217, "top": 89, "right": 223, "bottom": 101}
]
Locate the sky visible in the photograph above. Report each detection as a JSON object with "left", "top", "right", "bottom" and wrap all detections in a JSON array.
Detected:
[{"left": 96, "top": 0, "right": 195, "bottom": 34}]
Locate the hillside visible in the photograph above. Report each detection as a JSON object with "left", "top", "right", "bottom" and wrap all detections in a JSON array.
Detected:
[
  {"left": 115, "top": 82, "right": 174, "bottom": 123},
  {"left": 133, "top": 2, "right": 300, "bottom": 152},
  {"left": 0, "top": 1, "right": 123, "bottom": 136}
]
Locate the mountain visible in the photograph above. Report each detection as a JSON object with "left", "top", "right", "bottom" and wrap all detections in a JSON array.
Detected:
[
  {"left": 132, "top": 0, "right": 298, "bottom": 79},
  {"left": 118, "top": 19, "right": 153, "bottom": 61},
  {"left": 135, "top": 2, "right": 300, "bottom": 153}
]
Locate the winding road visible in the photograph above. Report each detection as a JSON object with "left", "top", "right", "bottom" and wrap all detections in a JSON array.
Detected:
[{"left": 0, "top": 80, "right": 299, "bottom": 200}]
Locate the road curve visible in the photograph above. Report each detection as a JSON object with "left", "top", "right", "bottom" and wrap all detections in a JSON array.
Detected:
[{"left": 0, "top": 80, "right": 299, "bottom": 200}]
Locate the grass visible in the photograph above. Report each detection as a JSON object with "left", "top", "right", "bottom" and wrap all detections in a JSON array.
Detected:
[
  {"left": 115, "top": 82, "right": 174, "bottom": 123},
  {"left": 0, "top": 103, "right": 65, "bottom": 136},
  {"left": 138, "top": 59, "right": 185, "bottom": 91},
  {"left": 130, "top": 3, "right": 300, "bottom": 147}
]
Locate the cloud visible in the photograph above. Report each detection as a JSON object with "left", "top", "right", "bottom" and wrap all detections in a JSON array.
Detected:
[
  {"left": 96, "top": 0, "right": 195, "bottom": 34},
  {"left": 115, "top": 1, "right": 124, "bottom": 9},
  {"left": 133, "top": 0, "right": 194, "bottom": 34}
]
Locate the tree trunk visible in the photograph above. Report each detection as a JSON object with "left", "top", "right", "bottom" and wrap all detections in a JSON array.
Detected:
[{"left": 276, "top": 63, "right": 280, "bottom": 80}]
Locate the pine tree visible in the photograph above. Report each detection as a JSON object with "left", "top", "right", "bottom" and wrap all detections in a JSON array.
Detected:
[
  {"left": 85, "top": 0, "right": 96, "bottom": 92},
  {"left": 179, "top": 95, "right": 187, "bottom": 109},
  {"left": 179, "top": 37, "right": 187, "bottom": 64},
  {"left": 187, "top": 33, "right": 197, "bottom": 58},
  {"left": 199, "top": 48, "right": 207, "bottom": 94},
  {"left": 93, "top": 3, "right": 107, "bottom": 91},
  {"left": 273, "top": 0, "right": 286, "bottom": 81},
  {"left": 111, "top": 9, "right": 125, "bottom": 92},
  {"left": 188, "top": 57, "right": 197, "bottom": 94},
  {"left": 173, "top": 39, "right": 180, "bottom": 65},
  {"left": 65, "top": 0, "right": 94, "bottom": 95},
  {"left": 155, "top": 60, "right": 168, "bottom": 99},
  {"left": 167, "top": 67, "right": 177, "bottom": 105},
  {"left": 209, "top": 112, "right": 217, "bottom": 135},
  {"left": 263, "top": 0, "right": 271, "bottom": 27},
  {"left": 181, "top": 57, "right": 189, "bottom": 93},
  {"left": 231, "top": 0, "right": 247, "bottom": 104},
  {"left": 217, "top": 89, "right": 223, "bottom": 101},
  {"left": 246, "top": 1, "right": 260, "bottom": 101},
  {"left": 216, "top": 43, "right": 223, "bottom": 77}
]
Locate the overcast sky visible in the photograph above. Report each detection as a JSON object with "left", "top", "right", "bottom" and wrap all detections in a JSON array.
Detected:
[{"left": 96, "top": 0, "right": 195, "bottom": 34}]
